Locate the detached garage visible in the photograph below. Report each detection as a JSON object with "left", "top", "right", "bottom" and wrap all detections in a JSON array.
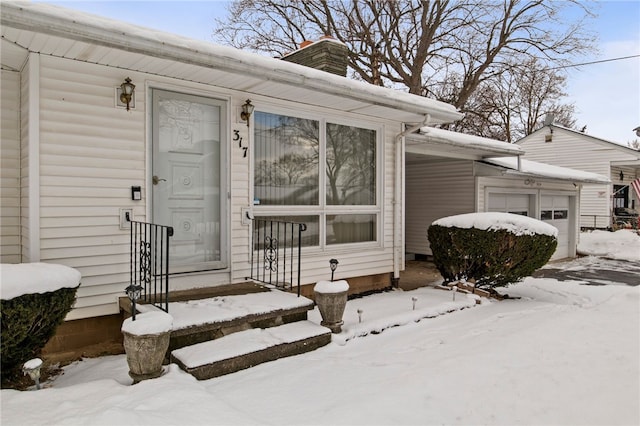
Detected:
[{"left": 405, "top": 129, "right": 610, "bottom": 262}]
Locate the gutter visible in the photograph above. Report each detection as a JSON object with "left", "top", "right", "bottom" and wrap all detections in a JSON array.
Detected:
[{"left": 392, "top": 115, "right": 431, "bottom": 287}]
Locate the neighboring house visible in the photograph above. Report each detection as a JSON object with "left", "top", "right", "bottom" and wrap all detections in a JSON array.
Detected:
[
  {"left": 516, "top": 122, "right": 640, "bottom": 229},
  {"left": 0, "top": 3, "right": 465, "bottom": 351},
  {"left": 405, "top": 128, "right": 610, "bottom": 261}
]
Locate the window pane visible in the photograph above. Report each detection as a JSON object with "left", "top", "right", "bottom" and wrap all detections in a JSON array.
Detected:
[
  {"left": 254, "top": 112, "right": 319, "bottom": 205},
  {"left": 327, "top": 214, "right": 376, "bottom": 245},
  {"left": 326, "top": 123, "right": 376, "bottom": 205},
  {"left": 554, "top": 210, "right": 568, "bottom": 219},
  {"left": 253, "top": 216, "right": 319, "bottom": 248},
  {"left": 541, "top": 210, "right": 553, "bottom": 220}
]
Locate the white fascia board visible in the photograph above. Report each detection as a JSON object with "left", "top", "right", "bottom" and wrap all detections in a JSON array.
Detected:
[
  {"left": 408, "top": 127, "right": 523, "bottom": 156},
  {"left": 483, "top": 157, "right": 611, "bottom": 185}
]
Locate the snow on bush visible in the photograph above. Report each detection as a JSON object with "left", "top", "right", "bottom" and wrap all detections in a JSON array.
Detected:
[
  {"left": 1, "top": 263, "right": 81, "bottom": 300},
  {"left": 433, "top": 212, "right": 558, "bottom": 237},
  {"left": 428, "top": 212, "right": 557, "bottom": 289}
]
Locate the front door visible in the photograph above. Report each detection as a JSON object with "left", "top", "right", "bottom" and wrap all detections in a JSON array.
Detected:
[{"left": 152, "top": 90, "right": 227, "bottom": 272}]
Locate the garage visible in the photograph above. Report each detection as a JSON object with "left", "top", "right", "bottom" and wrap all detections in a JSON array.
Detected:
[{"left": 486, "top": 191, "right": 574, "bottom": 261}]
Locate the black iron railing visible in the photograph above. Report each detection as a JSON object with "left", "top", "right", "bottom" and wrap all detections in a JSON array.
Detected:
[
  {"left": 248, "top": 218, "right": 307, "bottom": 296},
  {"left": 130, "top": 219, "right": 174, "bottom": 312}
]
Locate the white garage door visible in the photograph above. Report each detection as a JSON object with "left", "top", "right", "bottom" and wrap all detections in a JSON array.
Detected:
[
  {"left": 541, "top": 195, "right": 570, "bottom": 260},
  {"left": 488, "top": 193, "right": 530, "bottom": 216}
]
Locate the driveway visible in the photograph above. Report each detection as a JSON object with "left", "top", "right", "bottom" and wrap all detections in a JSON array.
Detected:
[{"left": 532, "top": 256, "right": 640, "bottom": 287}]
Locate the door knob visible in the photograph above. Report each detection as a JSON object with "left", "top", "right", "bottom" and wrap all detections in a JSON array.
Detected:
[{"left": 152, "top": 175, "right": 167, "bottom": 185}]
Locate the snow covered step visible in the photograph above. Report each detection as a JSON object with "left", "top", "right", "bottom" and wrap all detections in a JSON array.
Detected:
[{"left": 171, "top": 321, "right": 331, "bottom": 380}]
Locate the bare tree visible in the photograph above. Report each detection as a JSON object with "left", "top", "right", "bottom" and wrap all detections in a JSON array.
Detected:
[
  {"left": 214, "top": 0, "right": 595, "bottom": 117},
  {"left": 448, "top": 58, "right": 577, "bottom": 142}
]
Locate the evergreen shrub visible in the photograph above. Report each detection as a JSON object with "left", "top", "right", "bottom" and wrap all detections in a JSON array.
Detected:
[
  {"left": 1, "top": 286, "right": 78, "bottom": 385},
  {"left": 427, "top": 223, "right": 557, "bottom": 289}
]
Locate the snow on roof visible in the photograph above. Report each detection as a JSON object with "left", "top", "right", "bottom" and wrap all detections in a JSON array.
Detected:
[
  {"left": 1, "top": 2, "right": 463, "bottom": 124},
  {"left": 433, "top": 212, "right": 558, "bottom": 237},
  {"left": 0, "top": 263, "right": 81, "bottom": 300},
  {"left": 483, "top": 157, "right": 610, "bottom": 184},
  {"left": 414, "top": 127, "right": 523, "bottom": 156}
]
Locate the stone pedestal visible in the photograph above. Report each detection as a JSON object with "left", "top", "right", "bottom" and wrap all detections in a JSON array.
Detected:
[
  {"left": 121, "top": 310, "right": 173, "bottom": 384},
  {"left": 122, "top": 330, "right": 170, "bottom": 383},
  {"left": 314, "top": 280, "right": 349, "bottom": 333}
]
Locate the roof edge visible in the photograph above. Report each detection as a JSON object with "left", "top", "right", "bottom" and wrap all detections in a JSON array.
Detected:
[{"left": 1, "top": 2, "right": 463, "bottom": 124}]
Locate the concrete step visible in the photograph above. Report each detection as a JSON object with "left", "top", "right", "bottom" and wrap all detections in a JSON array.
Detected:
[
  {"left": 171, "top": 321, "right": 331, "bottom": 380},
  {"left": 163, "top": 291, "right": 316, "bottom": 353}
]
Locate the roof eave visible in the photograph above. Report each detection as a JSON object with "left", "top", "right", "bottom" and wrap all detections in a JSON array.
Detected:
[{"left": 0, "top": 2, "right": 463, "bottom": 124}]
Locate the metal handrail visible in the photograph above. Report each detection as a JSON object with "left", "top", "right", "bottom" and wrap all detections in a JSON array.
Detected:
[
  {"left": 130, "top": 219, "right": 174, "bottom": 312},
  {"left": 248, "top": 218, "right": 307, "bottom": 297}
]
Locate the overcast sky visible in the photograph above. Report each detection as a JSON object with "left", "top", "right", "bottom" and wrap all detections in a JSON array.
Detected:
[{"left": 36, "top": 0, "right": 640, "bottom": 145}]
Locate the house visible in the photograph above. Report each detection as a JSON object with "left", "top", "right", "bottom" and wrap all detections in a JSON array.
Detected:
[
  {"left": 516, "top": 122, "right": 640, "bottom": 229},
  {"left": 1, "top": 2, "right": 467, "bottom": 355},
  {"left": 404, "top": 127, "right": 610, "bottom": 261},
  {"left": 0, "top": 3, "right": 608, "bottom": 360}
]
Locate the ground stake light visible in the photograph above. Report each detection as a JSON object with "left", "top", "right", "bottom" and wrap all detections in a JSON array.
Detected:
[
  {"left": 125, "top": 283, "right": 143, "bottom": 321},
  {"left": 329, "top": 258, "right": 339, "bottom": 281},
  {"left": 412, "top": 296, "right": 418, "bottom": 310},
  {"left": 23, "top": 358, "right": 43, "bottom": 390},
  {"left": 357, "top": 308, "right": 363, "bottom": 323}
]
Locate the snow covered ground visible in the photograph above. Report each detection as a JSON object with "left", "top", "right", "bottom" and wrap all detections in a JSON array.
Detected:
[{"left": 1, "top": 231, "right": 639, "bottom": 426}]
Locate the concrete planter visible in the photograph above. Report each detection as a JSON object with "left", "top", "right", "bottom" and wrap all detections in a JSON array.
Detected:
[
  {"left": 314, "top": 280, "right": 349, "bottom": 333},
  {"left": 121, "top": 311, "right": 172, "bottom": 384}
]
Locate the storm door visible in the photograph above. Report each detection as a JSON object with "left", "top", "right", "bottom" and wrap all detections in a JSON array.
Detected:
[{"left": 152, "top": 90, "right": 227, "bottom": 272}]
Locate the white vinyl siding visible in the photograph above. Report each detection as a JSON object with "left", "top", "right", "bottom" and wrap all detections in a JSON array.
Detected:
[
  {"left": 405, "top": 159, "right": 475, "bottom": 255},
  {"left": 519, "top": 127, "right": 639, "bottom": 228},
  {"left": 37, "top": 55, "right": 146, "bottom": 320},
  {"left": 1, "top": 69, "right": 22, "bottom": 263},
  {"left": 26, "top": 54, "right": 403, "bottom": 320}
]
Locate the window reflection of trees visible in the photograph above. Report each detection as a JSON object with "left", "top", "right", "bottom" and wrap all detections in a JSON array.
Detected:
[
  {"left": 254, "top": 112, "right": 319, "bottom": 205},
  {"left": 326, "top": 124, "right": 375, "bottom": 206}
]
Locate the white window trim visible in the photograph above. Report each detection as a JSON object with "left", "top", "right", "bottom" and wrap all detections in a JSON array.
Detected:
[{"left": 251, "top": 106, "right": 383, "bottom": 251}]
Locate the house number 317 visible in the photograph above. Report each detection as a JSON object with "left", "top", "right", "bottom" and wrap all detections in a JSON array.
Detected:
[{"left": 233, "top": 130, "right": 248, "bottom": 158}]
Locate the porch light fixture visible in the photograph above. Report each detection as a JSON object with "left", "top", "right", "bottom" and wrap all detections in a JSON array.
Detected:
[
  {"left": 620, "top": 170, "right": 624, "bottom": 181},
  {"left": 22, "top": 358, "right": 43, "bottom": 390},
  {"left": 125, "top": 283, "right": 143, "bottom": 321},
  {"left": 240, "top": 99, "right": 254, "bottom": 127},
  {"left": 329, "top": 258, "right": 339, "bottom": 281},
  {"left": 119, "top": 77, "right": 136, "bottom": 111}
]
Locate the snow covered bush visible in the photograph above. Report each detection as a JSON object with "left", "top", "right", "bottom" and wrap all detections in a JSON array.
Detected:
[
  {"left": 427, "top": 212, "right": 557, "bottom": 289},
  {"left": 1, "top": 263, "right": 80, "bottom": 386}
]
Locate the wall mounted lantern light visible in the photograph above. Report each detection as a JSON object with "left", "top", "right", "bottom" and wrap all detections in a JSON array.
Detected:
[
  {"left": 240, "top": 99, "right": 255, "bottom": 127},
  {"left": 619, "top": 170, "right": 624, "bottom": 181},
  {"left": 119, "top": 77, "right": 136, "bottom": 111}
]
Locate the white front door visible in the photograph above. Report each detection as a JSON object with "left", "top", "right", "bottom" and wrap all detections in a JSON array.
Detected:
[{"left": 152, "top": 90, "right": 227, "bottom": 272}]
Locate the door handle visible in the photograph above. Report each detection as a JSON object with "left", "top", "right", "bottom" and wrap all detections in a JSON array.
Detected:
[{"left": 152, "top": 175, "right": 167, "bottom": 185}]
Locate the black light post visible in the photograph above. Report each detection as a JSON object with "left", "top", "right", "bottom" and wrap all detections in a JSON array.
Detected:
[
  {"left": 329, "top": 258, "right": 339, "bottom": 281},
  {"left": 125, "top": 283, "right": 143, "bottom": 321}
]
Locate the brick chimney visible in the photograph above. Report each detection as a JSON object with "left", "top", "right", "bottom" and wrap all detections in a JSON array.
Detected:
[{"left": 281, "top": 36, "right": 349, "bottom": 77}]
